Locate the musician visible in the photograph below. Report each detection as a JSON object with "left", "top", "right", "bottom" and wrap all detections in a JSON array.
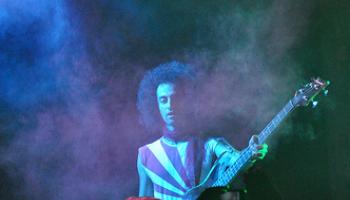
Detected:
[{"left": 136, "top": 61, "right": 268, "bottom": 199}]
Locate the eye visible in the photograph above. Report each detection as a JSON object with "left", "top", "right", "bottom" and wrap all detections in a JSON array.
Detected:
[{"left": 159, "top": 97, "right": 167, "bottom": 104}]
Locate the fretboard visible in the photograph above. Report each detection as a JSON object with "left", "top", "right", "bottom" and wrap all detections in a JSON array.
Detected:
[{"left": 212, "top": 100, "right": 295, "bottom": 187}]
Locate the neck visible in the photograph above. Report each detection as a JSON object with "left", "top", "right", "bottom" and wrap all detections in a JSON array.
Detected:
[
  {"left": 163, "top": 126, "right": 189, "bottom": 142},
  {"left": 166, "top": 124, "right": 175, "bottom": 132}
]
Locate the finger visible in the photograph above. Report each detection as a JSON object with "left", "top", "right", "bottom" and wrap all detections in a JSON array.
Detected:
[
  {"left": 262, "top": 143, "right": 268, "bottom": 150},
  {"left": 249, "top": 135, "right": 259, "bottom": 145},
  {"left": 253, "top": 152, "right": 263, "bottom": 158},
  {"left": 257, "top": 148, "right": 268, "bottom": 154},
  {"left": 253, "top": 151, "right": 268, "bottom": 159},
  {"left": 254, "top": 154, "right": 265, "bottom": 160},
  {"left": 256, "top": 145, "right": 264, "bottom": 150},
  {"left": 256, "top": 143, "right": 268, "bottom": 150}
]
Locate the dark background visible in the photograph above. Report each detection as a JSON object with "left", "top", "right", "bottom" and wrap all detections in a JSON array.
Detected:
[{"left": 0, "top": 0, "right": 349, "bottom": 199}]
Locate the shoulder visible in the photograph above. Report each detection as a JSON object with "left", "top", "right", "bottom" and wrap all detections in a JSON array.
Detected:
[
  {"left": 138, "top": 138, "right": 162, "bottom": 163},
  {"left": 204, "top": 137, "right": 228, "bottom": 148},
  {"left": 204, "top": 136, "right": 239, "bottom": 155},
  {"left": 138, "top": 138, "right": 161, "bottom": 152}
]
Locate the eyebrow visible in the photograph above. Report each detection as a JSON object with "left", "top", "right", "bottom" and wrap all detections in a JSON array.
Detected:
[{"left": 158, "top": 91, "right": 175, "bottom": 97}]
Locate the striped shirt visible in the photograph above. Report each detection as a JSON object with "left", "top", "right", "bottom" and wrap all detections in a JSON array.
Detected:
[{"left": 138, "top": 136, "right": 237, "bottom": 199}]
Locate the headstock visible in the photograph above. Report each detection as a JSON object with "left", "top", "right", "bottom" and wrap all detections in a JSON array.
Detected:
[{"left": 292, "top": 77, "right": 330, "bottom": 107}]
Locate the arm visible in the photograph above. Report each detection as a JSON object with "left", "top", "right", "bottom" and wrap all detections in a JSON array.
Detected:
[
  {"left": 137, "top": 153, "right": 154, "bottom": 197},
  {"left": 212, "top": 138, "right": 241, "bottom": 163},
  {"left": 213, "top": 136, "right": 268, "bottom": 165}
]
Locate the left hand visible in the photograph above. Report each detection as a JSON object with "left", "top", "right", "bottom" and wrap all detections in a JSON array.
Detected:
[{"left": 249, "top": 135, "right": 268, "bottom": 163}]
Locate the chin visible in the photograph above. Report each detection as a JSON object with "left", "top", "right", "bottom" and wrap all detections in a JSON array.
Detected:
[{"left": 167, "top": 119, "right": 175, "bottom": 124}]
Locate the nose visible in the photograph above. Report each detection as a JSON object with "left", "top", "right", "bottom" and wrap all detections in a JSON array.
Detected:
[
  {"left": 166, "top": 97, "right": 180, "bottom": 112},
  {"left": 164, "top": 97, "right": 172, "bottom": 111}
]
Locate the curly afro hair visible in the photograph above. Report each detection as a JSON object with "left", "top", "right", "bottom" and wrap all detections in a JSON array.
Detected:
[{"left": 137, "top": 61, "right": 197, "bottom": 133}]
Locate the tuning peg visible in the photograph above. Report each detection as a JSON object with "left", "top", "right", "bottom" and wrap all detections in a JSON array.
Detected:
[
  {"left": 323, "top": 89, "right": 329, "bottom": 96},
  {"left": 312, "top": 101, "right": 318, "bottom": 108}
]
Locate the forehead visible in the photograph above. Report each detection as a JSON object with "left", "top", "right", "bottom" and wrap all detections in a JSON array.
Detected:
[{"left": 156, "top": 83, "right": 175, "bottom": 97}]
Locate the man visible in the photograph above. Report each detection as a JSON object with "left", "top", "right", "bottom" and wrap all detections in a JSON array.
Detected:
[{"left": 136, "top": 61, "right": 267, "bottom": 199}]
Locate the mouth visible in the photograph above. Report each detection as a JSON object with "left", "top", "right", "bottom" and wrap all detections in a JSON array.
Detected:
[{"left": 167, "top": 112, "right": 175, "bottom": 118}]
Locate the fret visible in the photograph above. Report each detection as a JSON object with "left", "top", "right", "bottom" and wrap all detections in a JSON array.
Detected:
[
  {"left": 268, "top": 123, "right": 273, "bottom": 131},
  {"left": 278, "top": 113, "right": 283, "bottom": 122},
  {"left": 265, "top": 126, "right": 270, "bottom": 136},
  {"left": 237, "top": 160, "right": 243, "bottom": 169},
  {"left": 260, "top": 130, "right": 267, "bottom": 142},
  {"left": 259, "top": 101, "right": 295, "bottom": 144},
  {"left": 273, "top": 120, "right": 278, "bottom": 128},
  {"left": 221, "top": 177, "right": 227, "bottom": 186},
  {"left": 275, "top": 113, "right": 281, "bottom": 123},
  {"left": 282, "top": 105, "right": 288, "bottom": 115},
  {"left": 259, "top": 134, "right": 265, "bottom": 143},
  {"left": 231, "top": 168, "right": 237, "bottom": 176},
  {"left": 271, "top": 120, "right": 276, "bottom": 128},
  {"left": 278, "top": 114, "right": 283, "bottom": 122},
  {"left": 232, "top": 165, "right": 238, "bottom": 173}
]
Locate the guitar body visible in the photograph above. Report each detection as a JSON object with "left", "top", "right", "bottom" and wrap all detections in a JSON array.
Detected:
[
  {"left": 184, "top": 162, "right": 219, "bottom": 199},
  {"left": 184, "top": 160, "right": 243, "bottom": 199}
]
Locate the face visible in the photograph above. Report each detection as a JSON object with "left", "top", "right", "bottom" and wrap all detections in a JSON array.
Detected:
[
  {"left": 156, "top": 82, "right": 189, "bottom": 131},
  {"left": 157, "top": 83, "right": 176, "bottom": 131}
]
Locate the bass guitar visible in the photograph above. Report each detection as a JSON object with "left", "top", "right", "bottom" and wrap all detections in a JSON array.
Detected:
[{"left": 185, "top": 77, "right": 330, "bottom": 199}]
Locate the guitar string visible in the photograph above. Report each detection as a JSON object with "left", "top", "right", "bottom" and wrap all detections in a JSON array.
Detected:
[
  {"left": 200, "top": 84, "right": 326, "bottom": 195},
  {"left": 213, "top": 83, "right": 320, "bottom": 186}
]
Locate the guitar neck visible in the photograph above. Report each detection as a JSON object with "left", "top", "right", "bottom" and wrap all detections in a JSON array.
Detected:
[
  {"left": 212, "top": 100, "right": 295, "bottom": 187},
  {"left": 258, "top": 100, "right": 295, "bottom": 144}
]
